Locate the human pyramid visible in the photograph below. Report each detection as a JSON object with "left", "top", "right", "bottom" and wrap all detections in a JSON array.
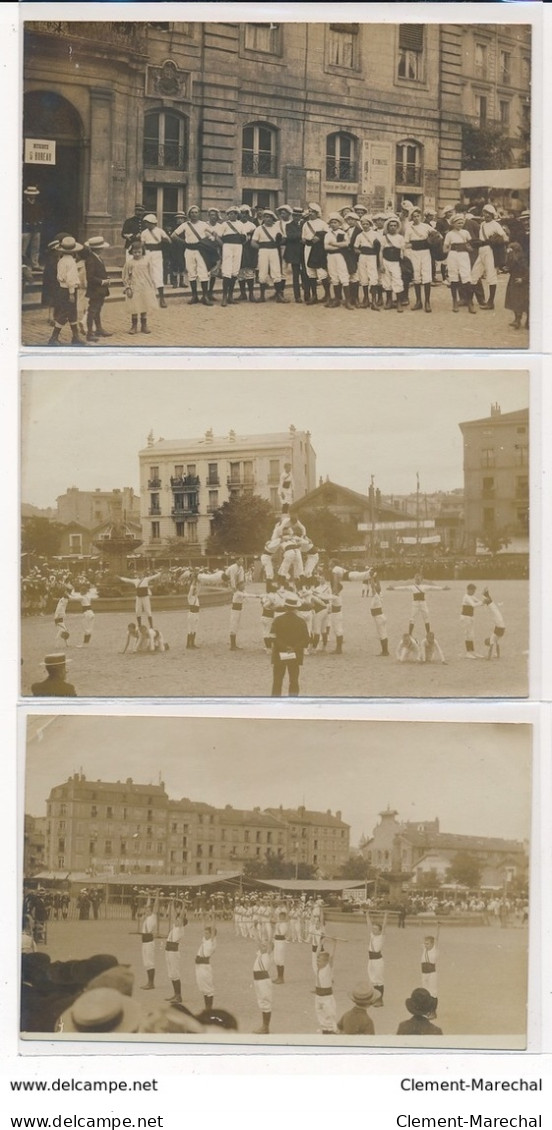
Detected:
[
  {"left": 137, "top": 891, "right": 442, "bottom": 1037},
  {"left": 46, "top": 460, "right": 507, "bottom": 674}
]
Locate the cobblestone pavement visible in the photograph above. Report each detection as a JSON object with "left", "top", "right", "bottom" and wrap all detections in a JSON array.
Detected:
[
  {"left": 21, "top": 275, "right": 529, "bottom": 352},
  {"left": 31, "top": 917, "right": 528, "bottom": 1042},
  {"left": 22, "top": 580, "right": 528, "bottom": 699}
]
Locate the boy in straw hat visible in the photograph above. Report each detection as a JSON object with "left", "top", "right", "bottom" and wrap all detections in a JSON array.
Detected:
[
  {"left": 337, "top": 981, "right": 381, "bottom": 1035},
  {"left": 31, "top": 653, "right": 76, "bottom": 697},
  {"left": 48, "top": 236, "right": 85, "bottom": 346},
  {"left": 83, "top": 235, "right": 112, "bottom": 341}
]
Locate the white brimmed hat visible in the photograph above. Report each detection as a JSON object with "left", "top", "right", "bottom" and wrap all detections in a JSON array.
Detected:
[
  {"left": 85, "top": 236, "right": 110, "bottom": 250},
  {"left": 143, "top": 213, "right": 158, "bottom": 224},
  {"left": 58, "top": 237, "right": 83, "bottom": 253}
]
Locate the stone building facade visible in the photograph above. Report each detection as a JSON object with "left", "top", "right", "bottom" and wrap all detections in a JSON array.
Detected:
[
  {"left": 23, "top": 19, "right": 529, "bottom": 248},
  {"left": 43, "top": 774, "right": 350, "bottom": 879},
  {"left": 459, "top": 404, "right": 529, "bottom": 553}
]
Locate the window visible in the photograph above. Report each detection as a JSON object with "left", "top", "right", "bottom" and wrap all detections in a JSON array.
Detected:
[
  {"left": 106, "top": 806, "right": 113, "bottom": 819},
  {"left": 105, "top": 840, "right": 112, "bottom": 856},
  {"left": 243, "top": 461, "right": 254, "bottom": 485},
  {"left": 58, "top": 837, "right": 65, "bottom": 853},
  {"left": 121, "top": 841, "right": 127, "bottom": 855},
  {"left": 499, "top": 100, "right": 510, "bottom": 128},
  {"left": 89, "top": 841, "right": 96, "bottom": 855},
  {"left": 521, "top": 57, "right": 530, "bottom": 86},
  {"left": 327, "top": 24, "right": 358, "bottom": 69},
  {"left": 242, "top": 124, "right": 277, "bottom": 177},
  {"left": 144, "top": 110, "right": 187, "bottom": 170},
  {"left": 515, "top": 444, "right": 528, "bottom": 466},
  {"left": 150, "top": 465, "right": 159, "bottom": 483},
  {"left": 69, "top": 534, "right": 82, "bottom": 553},
  {"left": 91, "top": 805, "right": 97, "bottom": 818},
  {"left": 474, "top": 94, "right": 487, "bottom": 125},
  {"left": 151, "top": 521, "right": 160, "bottom": 540},
  {"left": 207, "top": 463, "right": 219, "bottom": 486},
  {"left": 499, "top": 50, "right": 511, "bottom": 85},
  {"left": 268, "top": 459, "right": 280, "bottom": 483},
  {"left": 208, "top": 490, "right": 219, "bottom": 513},
  {"left": 474, "top": 42, "right": 488, "bottom": 79},
  {"left": 242, "top": 189, "right": 277, "bottom": 211},
  {"left": 186, "top": 521, "right": 198, "bottom": 543},
  {"left": 395, "top": 141, "right": 423, "bottom": 186},
  {"left": 157, "top": 842, "right": 164, "bottom": 854},
  {"left": 142, "top": 184, "right": 186, "bottom": 235},
  {"left": 150, "top": 492, "right": 160, "bottom": 515},
  {"left": 482, "top": 477, "right": 495, "bottom": 496},
  {"left": 174, "top": 465, "right": 184, "bottom": 478},
  {"left": 398, "top": 24, "right": 424, "bottom": 81},
  {"left": 244, "top": 23, "right": 281, "bottom": 55},
  {"left": 326, "top": 133, "right": 358, "bottom": 183},
  {"left": 270, "top": 487, "right": 279, "bottom": 510},
  {"left": 175, "top": 521, "right": 185, "bottom": 538}
]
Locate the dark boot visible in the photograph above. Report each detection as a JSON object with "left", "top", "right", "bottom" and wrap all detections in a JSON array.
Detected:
[
  {"left": 188, "top": 281, "right": 199, "bottom": 304},
  {"left": 221, "top": 278, "right": 229, "bottom": 308},
  {"left": 95, "top": 317, "right": 112, "bottom": 338},
  {"left": 370, "top": 287, "right": 380, "bottom": 311},
  {"left": 86, "top": 311, "right": 98, "bottom": 341},
  {"left": 343, "top": 285, "right": 355, "bottom": 310},
  {"left": 70, "top": 323, "right": 84, "bottom": 344},
  {"left": 322, "top": 279, "right": 331, "bottom": 305},
  {"left": 467, "top": 285, "right": 477, "bottom": 315},
  {"left": 350, "top": 281, "right": 360, "bottom": 308},
  {"left": 186, "top": 634, "right": 192, "bottom": 649},
  {"left": 204, "top": 995, "right": 214, "bottom": 1011},
  {"left": 330, "top": 284, "right": 342, "bottom": 308},
  {"left": 412, "top": 284, "right": 423, "bottom": 311},
  {"left": 48, "top": 325, "right": 62, "bottom": 345},
  {"left": 259, "top": 284, "right": 267, "bottom": 302},
  {"left": 247, "top": 280, "right": 256, "bottom": 302},
  {"left": 334, "top": 636, "right": 343, "bottom": 654},
  {"left": 482, "top": 284, "right": 496, "bottom": 310},
  {"left": 380, "top": 638, "right": 389, "bottom": 656},
  {"left": 140, "top": 314, "right": 151, "bottom": 334},
  {"left": 158, "top": 288, "right": 167, "bottom": 309},
  {"left": 201, "top": 281, "right": 214, "bottom": 306},
  {"left": 238, "top": 281, "right": 248, "bottom": 302},
  {"left": 166, "top": 979, "right": 182, "bottom": 1002},
  {"left": 230, "top": 634, "right": 239, "bottom": 651},
  {"left": 450, "top": 283, "right": 459, "bottom": 313},
  {"left": 322, "top": 630, "right": 329, "bottom": 648},
  {"left": 228, "top": 278, "right": 236, "bottom": 304},
  {"left": 274, "top": 966, "right": 284, "bottom": 984},
  {"left": 475, "top": 280, "right": 486, "bottom": 306},
  {"left": 384, "top": 291, "right": 393, "bottom": 310},
  {"left": 424, "top": 282, "right": 432, "bottom": 312},
  {"left": 274, "top": 281, "right": 288, "bottom": 303},
  {"left": 312, "top": 634, "right": 320, "bottom": 650},
  {"left": 256, "top": 1011, "right": 271, "bottom": 1034},
  {"left": 208, "top": 276, "right": 217, "bottom": 301},
  {"left": 396, "top": 293, "right": 404, "bottom": 311},
  {"left": 360, "top": 286, "right": 370, "bottom": 308},
  {"left": 401, "top": 283, "right": 410, "bottom": 305},
  {"left": 190, "top": 633, "right": 198, "bottom": 649}
]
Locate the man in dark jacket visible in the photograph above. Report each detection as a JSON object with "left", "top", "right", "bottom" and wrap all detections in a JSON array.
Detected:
[
  {"left": 270, "top": 593, "right": 311, "bottom": 697},
  {"left": 396, "top": 987, "right": 443, "bottom": 1036},
  {"left": 31, "top": 654, "right": 77, "bottom": 697}
]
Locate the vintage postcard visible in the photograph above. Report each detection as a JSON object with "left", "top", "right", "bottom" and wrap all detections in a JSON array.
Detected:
[
  {"left": 20, "top": 714, "right": 532, "bottom": 1049},
  {"left": 21, "top": 16, "right": 532, "bottom": 350},
  {"left": 20, "top": 366, "right": 530, "bottom": 700}
]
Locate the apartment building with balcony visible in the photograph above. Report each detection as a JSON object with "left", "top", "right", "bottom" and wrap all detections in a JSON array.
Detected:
[
  {"left": 138, "top": 425, "right": 316, "bottom": 552},
  {"left": 460, "top": 24, "right": 531, "bottom": 158}
]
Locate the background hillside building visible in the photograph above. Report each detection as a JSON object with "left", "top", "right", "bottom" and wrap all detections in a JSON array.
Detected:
[
  {"left": 138, "top": 425, "right": 316, "bottom": 552},
  {"left": 23, "top": 21, "right": 529, "bottom": 249}
]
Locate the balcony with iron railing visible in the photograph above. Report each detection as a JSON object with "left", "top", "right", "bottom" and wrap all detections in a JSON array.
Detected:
[
  {"left": 148, "top": 478, "right": 162, "bottom": 489},
  {"left": 148, "top": 506, "right": 162, "bottom": 516},
  {"left": 242, "top": 152, "right": 277, "bottom": 177},
  {"left": 205, "top": 476, "right": 220, "bottom": 487},
  {"left": 143, "top": 140, "right": 187, "bottom": 171},
  {"left": 171, "top": 505, "right": 199, "bottom": 517},
  {"left": 227, "top": 476, "right": 255, "bottom": 489},
  {"left": 395, "top": 163, "right": 423, "bottom": 186},
  {"left": 170, "top": 475, "right": 200, "bottom": 489},
  {"left": 28, "top": 21, "right": 148, "bottom": 51},
  {"left": 325, "top": 158, "right": 358, "bottom": 183}
]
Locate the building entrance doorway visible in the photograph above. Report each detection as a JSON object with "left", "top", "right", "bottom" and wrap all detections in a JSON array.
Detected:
[{"left": 23, "top": 91, "right": 84, "bottom": 250}]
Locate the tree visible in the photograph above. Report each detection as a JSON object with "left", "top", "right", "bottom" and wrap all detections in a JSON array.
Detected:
[
  {"left": 205, "top": 494, "right": 274, "bottom": 555},
  {"left": 241, "top": 856, "right": 317, "bottom": 881},
  {"left": 461, "top": 122, "right": 513, "bottom": 171},
  {"left": 21, "top": 516, "right": 65, "bottom": 559},
  {"left": 336, "top": 854, "right": 370, "bottom": 880},
  {"left": 446, "top": 852, "right": 482, "bottom": 890},
  {"left": 293, "top": 507, "right": 358, "bottom": 552},
  {"left": 476, "top": 528, "right": 511, "bottom": 556}
]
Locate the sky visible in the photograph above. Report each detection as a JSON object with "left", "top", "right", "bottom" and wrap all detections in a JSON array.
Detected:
[
  {"left": 24, "top": 716, "right": 531, "bottom": 846},
  {"left": 21, "top": 368, "right": 529, "bottom": 509}
]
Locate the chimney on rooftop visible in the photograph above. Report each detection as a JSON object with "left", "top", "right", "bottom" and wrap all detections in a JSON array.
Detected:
[{"left": 490, "top": 402, "right": 501, "bottom": 417}]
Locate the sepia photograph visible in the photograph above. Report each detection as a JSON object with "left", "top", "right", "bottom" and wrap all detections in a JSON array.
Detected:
[
  {"left": 21, "top": 17, "right": 531, "bottom": 350},
  {"left": 20, "top": 715, "right": 532, "bottom": 1048},
  {"left": 21, "top": 367, "right": 530, "bottom": 700}
]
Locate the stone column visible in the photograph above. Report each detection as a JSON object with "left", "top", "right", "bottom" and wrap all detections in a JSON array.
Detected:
[{"left": 85, "top": 86, "right": 113, "bottom": 236}]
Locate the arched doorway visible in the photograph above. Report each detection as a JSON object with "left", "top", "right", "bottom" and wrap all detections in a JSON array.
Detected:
[{"left": 23, "top": 91, "right": 84, "bottom": 249}]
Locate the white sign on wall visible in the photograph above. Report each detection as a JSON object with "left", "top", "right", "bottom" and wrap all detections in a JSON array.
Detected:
[
  {"left": 24, "top": 139, "right": 56, "bottom": 165},
  {"left": 361, "top": 140, "right": 394, "bottom": 211}
]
